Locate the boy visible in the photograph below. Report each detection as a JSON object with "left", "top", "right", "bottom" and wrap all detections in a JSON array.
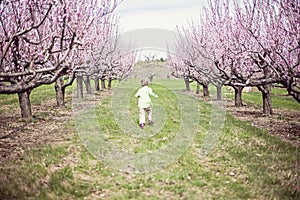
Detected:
[{"left": 135, "top": 79, "right": 158, "bottom": 129}]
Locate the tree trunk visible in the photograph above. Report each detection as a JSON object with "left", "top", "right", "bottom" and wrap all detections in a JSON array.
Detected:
[
  {"left": 286, "top": 78, "right": 293, "bottom": 96},
  {"left": 216, "top": 84, "right": 222, "bottom": 100},
  {"left": 77, "top": 76, "right": 84, "bottom": 98},
  {"left": 101, "top": 79, "right": 106, "bottom": 90},
  {"left": 94, "top": 76, "right": 100, "bottom": 91},
  {"left": 84, "top": 75, "right": 92, "bottom": 94},
  {"left": 184, "top": 77, "right": 190, "bottom": 91},
  {"left": 196, "top": 82, "right": 200, "bottom": 94},
  {"left": 258, "top": 66, "right": 273, "bottom": 115},
  {"left": 55, "top": 78, "right": 65, "bottom": 107},
  {"left": 18, "top": 90, "right": 32, "bottom": 118},
  {"left": 149, "top": 74, "right": 155, "bottom": 83},
  {"left": 234, "top": 86, "right": 244, "bottom": 107},
  {"left": 107, "top": 78, "right": 112, "bottom": 89},
  {"left": 203, "top": 83, "right": 209, "bottom": 96},
  {"left": 258, "top": 85, "right": 273, "bottom": 115}
]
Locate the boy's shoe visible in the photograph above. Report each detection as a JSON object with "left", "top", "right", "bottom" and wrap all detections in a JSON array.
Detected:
[
  {"left": 148, "top": 121, "right": 154, "bottom": 125},
  {"left": 139, "top": 123, "right": 145, "bottom": 129}
]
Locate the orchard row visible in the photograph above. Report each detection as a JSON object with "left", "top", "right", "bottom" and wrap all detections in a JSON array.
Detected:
[{"left": 168, "top": 0, "right": 299, "bottom": 114}]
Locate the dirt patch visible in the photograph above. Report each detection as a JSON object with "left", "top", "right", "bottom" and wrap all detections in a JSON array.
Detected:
[
  {"left": 0, "top": 91, "right": 111, "bottom": 166},
  {"left": 0, "top": 98, "right": 73, "bottom": 166},
  {"left": 225, "top": 99, "right": 300, "bottom": 148}
]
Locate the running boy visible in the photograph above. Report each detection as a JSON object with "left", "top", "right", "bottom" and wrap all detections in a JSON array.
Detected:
[{"left": 135, "top": 79, "right": 158, "bottom": 129}]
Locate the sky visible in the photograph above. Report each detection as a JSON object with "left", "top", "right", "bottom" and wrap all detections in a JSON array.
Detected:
[
  {"left": 115, "top": 0, "right": 207, "bottom": 32},
  {"left": 114, "top": 0, "right": 208, "bottom": 60}
]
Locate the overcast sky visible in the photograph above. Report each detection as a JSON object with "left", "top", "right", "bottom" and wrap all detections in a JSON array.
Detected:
[
  {"left": 114, "top": 0, "right": 208, "bottom": 60},
  {"left": 115, "top": 0, "right": 207, "bottom": 32}
]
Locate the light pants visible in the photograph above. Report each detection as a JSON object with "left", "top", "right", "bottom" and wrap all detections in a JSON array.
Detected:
[{"left": 139, "top": 107, "right": 152, "bottom": 124}]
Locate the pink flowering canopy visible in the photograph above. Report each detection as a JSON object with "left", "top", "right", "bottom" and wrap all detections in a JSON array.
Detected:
[
  {"left": 169, "top": 0, "right": 300, "bottom": 102},
  {"left": 0, "top": 0, "right": 121, "bottom": 94}
]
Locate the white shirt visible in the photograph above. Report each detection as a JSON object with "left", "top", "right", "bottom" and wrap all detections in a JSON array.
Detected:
[{"left": 135, "top": 86, "right": 158, "bottom": 108}]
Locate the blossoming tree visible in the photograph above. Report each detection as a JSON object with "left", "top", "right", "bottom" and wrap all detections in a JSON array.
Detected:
[
  {"left": 0, "top": 0, "right": 122, "bottom": 118},
  {"left": 170, "top": 0, "right": 299, "bottom": 114}
]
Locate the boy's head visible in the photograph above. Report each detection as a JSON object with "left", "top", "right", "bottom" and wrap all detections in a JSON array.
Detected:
[{"left": 141, "top": 79, "right": 148, "bottom": 86}]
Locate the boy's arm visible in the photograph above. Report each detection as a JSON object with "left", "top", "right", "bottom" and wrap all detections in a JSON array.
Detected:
[
  {"left": 135, "top": 90, "right": 140, "bottom": 97},
  {"left": 149, "top": 88, "right": 158, "bottom": 98}
]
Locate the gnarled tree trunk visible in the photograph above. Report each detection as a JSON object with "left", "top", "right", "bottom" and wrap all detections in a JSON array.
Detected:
[
  {"left": 281, "top": 79, "right": 300, "bottom": 103},
  {"left": 203, "top": 82, "right": 209, "bottom": 97},
  {"left": 107, "top": 77, "right": 112, "bottom": 89},
  {"left": 55, "top": 74, "right": 75, "bottom": 106},
  {"left": 101, "top": 79, "right": 106, "bottom": 90},
  {"left": 55, "top": 78, "right": 65, "bottom": 107},
  {"left": 258, "top": 85, "right": 273, "bottom": 115},
  {"left": 94, "top": 76, "right": 100, "bottom": 91},
  {"left": 77, "top": 75, "right": 84, "bottom": 98},
  {"left": 184, "top": 77, "right": 190, "bottom": 92},
  {"left": 18, "top": 90, "right": 32, "bottom": 118},
  {"left": 233, "top": 86, "right": 244, "bottom": 107},
  {"left": 258, "top": 66, "right": 273, "bottom": 115},
  {"left": 84, "top": 75, "right": 92, "bottom": 94}
]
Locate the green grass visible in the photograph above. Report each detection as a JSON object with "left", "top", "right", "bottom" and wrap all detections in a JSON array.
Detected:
[
  {"left": 0, "top": 145, "right": 68, "bottom": 199},
  {"left": 225, "top": 86, "right": 300, "bottom": 111},
  {"left": 95, "top": 83, "right": 181, "bottom": 153},
  {"left": 0, "top": 79, "right": 299, "bottom": 199},
  {"left": 0, "top": 83, "right": 73, "bottom": 114},
  {"left": 0, "top": 93, "right": 19, "bottom": 114}
]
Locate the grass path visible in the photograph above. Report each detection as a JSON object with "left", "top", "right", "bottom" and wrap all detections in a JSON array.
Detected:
[{"left": 0, "top": 79, "right": 299, "bottom": 199}]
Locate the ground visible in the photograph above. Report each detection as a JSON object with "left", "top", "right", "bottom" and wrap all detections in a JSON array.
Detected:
[
  {"left": 0, "top": 97, "right": 73, "bottom": 166},
  {"left": 0, "top": 91, "right": 299, "bottom": 166},
  {"left": 226, "top": 99, "right": 300, "bottom": 148}
]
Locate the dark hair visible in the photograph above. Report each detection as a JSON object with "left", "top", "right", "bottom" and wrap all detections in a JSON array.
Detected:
[{"left": 141, "top": 79, "right": 148, "bottom": 86}]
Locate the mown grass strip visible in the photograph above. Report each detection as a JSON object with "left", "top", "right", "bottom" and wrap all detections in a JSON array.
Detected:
[{"left": 0, "top": 80, "right": 298, "bottom": 199}]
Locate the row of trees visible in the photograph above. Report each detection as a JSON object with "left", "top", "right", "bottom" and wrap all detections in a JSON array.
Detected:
[
  {"left": 74, "top": 16, "right": 136, "bottom": 99},
  {"left": 168, "top": 0, "right": 299, "bottom": 114},
  {"left": 0, "top": 0, "right": 135, "bottom": 118}
]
